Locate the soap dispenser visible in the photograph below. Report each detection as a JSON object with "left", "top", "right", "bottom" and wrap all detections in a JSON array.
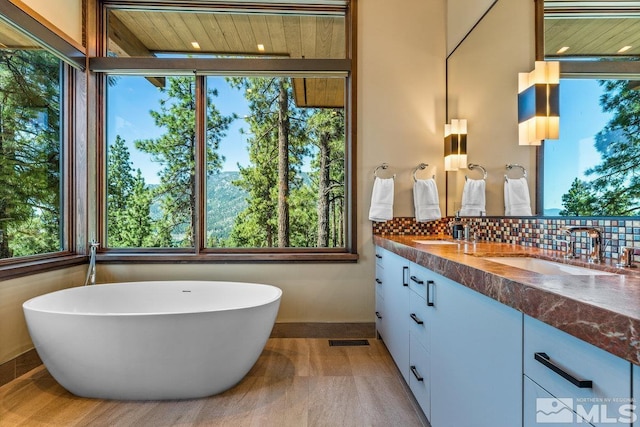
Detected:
[{"left": 450, "top": 211, "right": 464, "bottom": 240}]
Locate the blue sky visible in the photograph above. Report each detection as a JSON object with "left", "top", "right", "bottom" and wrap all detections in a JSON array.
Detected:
[
  {"left": 543, "top": 79, "right": 612, "bottom": 211},
  {"left": 106, "top": 76, "right": 251, "bottom": 184}
]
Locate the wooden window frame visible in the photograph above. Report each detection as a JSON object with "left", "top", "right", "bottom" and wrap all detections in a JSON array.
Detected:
[
  {"left": 0, "top": 3, "right": 87, "bottom": 280},
  {"left": 93, "top": 1, "right": 358, "bottom": 263}
]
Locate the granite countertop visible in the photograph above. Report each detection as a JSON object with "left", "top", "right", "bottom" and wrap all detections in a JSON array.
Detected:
[{"left": 373, "top": 234, "right": 640, "bottom": 366}]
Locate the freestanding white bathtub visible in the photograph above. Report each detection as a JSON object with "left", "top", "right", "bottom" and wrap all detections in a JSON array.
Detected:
[{"left": 23, "top": 281, "right": 282, "bottom": 400}]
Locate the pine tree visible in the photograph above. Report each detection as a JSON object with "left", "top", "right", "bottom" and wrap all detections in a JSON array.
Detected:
[
  {"left": 227, "top": 77, "right": 308, "bottom": 248},
  {"left": 559, "top": 178, "right": 598, "bottom": 216},
  {"left": 0, "top": 49, "right": 61, "bottom": 258},
  {"left": 134, "top": 76, "right": 232, "bottom": 247}
]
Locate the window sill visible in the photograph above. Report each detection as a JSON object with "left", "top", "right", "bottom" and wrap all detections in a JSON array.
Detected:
[
  {"left": 96, "top": 251, "right": 359, "bottom": 263},
  {"left": 0, "top": 254, "right": 87, "bottom": 281}
]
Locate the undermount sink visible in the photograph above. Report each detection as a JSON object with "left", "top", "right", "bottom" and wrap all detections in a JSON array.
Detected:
[
  {"left": 413, "top": 240, "right": 457, "bottom": 245},
  {"left": 485, "top": 257, "right": 617, "bottom": 276}
]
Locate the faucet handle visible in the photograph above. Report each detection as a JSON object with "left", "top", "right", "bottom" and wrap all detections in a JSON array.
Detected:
[
  {"left": 556, "top": 236, "right": 576, "bottom": 259},
  {"left": 616, "top": 246, "right": 637, "bottom": 268}
]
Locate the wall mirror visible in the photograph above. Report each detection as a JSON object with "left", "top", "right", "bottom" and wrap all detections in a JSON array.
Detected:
[
  {"left": 446, "top": 0, "right": 640, "bottom": 217},
  {"left": 445, "top": 0, "right": 536, "bottom": 217},
  {"left": 542, "top": 1, "right": 640, "bottom": 216}
]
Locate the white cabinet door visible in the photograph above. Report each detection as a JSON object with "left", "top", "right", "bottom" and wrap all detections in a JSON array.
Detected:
[
  {"left": 634, "top": 365, "right": 639, "bottom": 427},
  {"left": 375, "top": 247, "right": 410, "bottom": 383},
  {"left": 374, "top": 247, "right": 386, "bottom": 339},
  {"left": 430, "top": 270, "right": 523, "bottom": 427},
  {"left": 524, "top": 315, "right": 631, "bottom": 427}
]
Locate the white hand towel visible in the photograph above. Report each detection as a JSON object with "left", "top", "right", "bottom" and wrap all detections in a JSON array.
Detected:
[
  {"left": 368, "top": 177, "right": 394, "bottom": 222},
  {"left": 459, "top": 178, "right": 486, "bottom": 216},
  {"left": 413, "top": 179, "right": 441, "bottom": 222},
  {"left": 504, "top": 177, "right": 532, "bottom": 216}
]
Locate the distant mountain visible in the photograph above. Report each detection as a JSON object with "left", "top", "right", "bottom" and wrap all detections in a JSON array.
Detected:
[
  {"left": 544, "top": 208, "right": 562, "bottom": 216},
  {"left": 207, "top": 171, "right": 248, "bottom": 240}
]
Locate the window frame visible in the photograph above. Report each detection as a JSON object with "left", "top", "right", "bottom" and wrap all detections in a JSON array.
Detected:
[
  {"left": 93, "top": 1, "right": 358, "bottom": 262},
  {"left": 0, "top": 4, "right": 86, "bottom": 280}
]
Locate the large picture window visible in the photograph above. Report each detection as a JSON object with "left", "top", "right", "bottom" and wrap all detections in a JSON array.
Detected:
[
  {"left": 98, "top": 1, "right": 354, "bottom": 259},
  {"left": 0, "top": 36, "right": 64, "bottom": 260}
]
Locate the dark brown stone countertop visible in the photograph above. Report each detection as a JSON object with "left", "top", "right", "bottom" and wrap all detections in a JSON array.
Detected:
[{"left": 374, "top": 234, "right": 640, "bottom": 366}]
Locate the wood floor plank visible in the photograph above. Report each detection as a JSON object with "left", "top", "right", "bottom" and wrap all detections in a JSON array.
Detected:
[
  {"left": 354, "top": 376, "right": 425, "bottom": 427},
  {"left": 0, "top": 338, "right": 428, "bottom": 427},
  {"left": 307, "top": 376, "right": 365, "bottom": 427}
]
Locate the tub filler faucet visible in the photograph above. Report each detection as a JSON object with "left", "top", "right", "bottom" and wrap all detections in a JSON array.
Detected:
[
  {"left": 559, "top": 226, "right": 603, "bottom": 263},
  {"left": 84, "top": 240, "right": 100, "bottom": 286}
]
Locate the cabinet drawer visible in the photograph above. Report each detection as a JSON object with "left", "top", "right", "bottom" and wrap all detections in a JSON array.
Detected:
[
  {"left": 375, "top": 247, "right": 384, "bottom": 268},
  {"left": 524, "top": 316, "right": 631, "bottom": 426},
  {"left": 409, "top": 291, "right": 429, "bottom": 351},
  {"left": 409, "top": 336, "right": 430, "bottom": 419},
  {"left": 524, "top": 375, "right": 592, "bottom": 426},
  {"left": 408, "top": 263, "right": 429, "bottom": 300}
]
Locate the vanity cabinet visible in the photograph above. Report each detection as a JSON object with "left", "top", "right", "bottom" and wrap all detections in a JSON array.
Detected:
[
  {"left": 376, "top": 243, "right": 640, "bottom": 427},
  {"left": 374, "top": 247, "right": 410, "bottom": 383},
  {"left": 523, "top": 315, "right": 632, "bottom": 427},
  {"left": 375, "top": 245, "right": 522, "bottom": 426},
  {"left": 422, "top": 264, "right": 523, "bottom": 427}
]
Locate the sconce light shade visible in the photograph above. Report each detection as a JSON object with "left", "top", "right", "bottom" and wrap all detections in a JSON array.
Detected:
[
  {"left": 518, "top": 61, "right": 560, "bottom": 146},
  {"left": 444, "top": 119, "right": 468, "bottom": 171}
]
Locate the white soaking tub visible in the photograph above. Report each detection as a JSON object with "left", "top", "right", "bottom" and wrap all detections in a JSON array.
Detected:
[{"left": 23, "top": 281, "right": 282, "bottom": 400}]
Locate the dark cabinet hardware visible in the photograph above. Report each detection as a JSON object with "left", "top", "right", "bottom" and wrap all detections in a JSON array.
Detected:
[
  {"left": 426, "top": 280, "right": 435, "bottom": 306},
  {"left": 410, "top": 275, "right": 424, "bottom": 285},
  {"left": 534, "top": 352, "right": 593, "bottom": 388},
  {"left": 410, "top": 365, "right": 424, "bottom": 381},
  {"left": 410, "top": 313, "right": 424, "bottom": 325}
]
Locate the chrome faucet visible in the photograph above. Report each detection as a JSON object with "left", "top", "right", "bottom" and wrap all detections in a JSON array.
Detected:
[
  {"left": 84, "top": 240, "right": 100, "bottom": 286},
  {"left": 559, "top": 226, "right": 603, "bottom": 263}
]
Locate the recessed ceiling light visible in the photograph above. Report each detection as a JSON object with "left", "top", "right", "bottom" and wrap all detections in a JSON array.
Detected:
[
  {"left": 618, "top": 45, "right": 632, "bottom": 53},
  {"left": 556, "top": 46, "right": 570, "bottom": 54},
  {"left": 257, "top": 44, "right": 265, "bottom": 52},
  {"left": 191, "top": 41, "right": 201, "bottom": 50}
]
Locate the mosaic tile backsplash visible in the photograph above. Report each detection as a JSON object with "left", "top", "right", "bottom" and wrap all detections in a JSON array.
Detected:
[{"left": 372, "top": 217, "right": 640, "bottom": 260}]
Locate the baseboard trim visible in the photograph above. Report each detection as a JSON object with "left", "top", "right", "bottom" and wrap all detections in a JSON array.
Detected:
[
  {"left": 0, "top": 348, "right": 42, "bottom": 388},
  {"left": 270, "top": 322, "right": 376, "bottom": 338}
]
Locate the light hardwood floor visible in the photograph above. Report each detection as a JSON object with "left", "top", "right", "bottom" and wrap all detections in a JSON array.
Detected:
[{"left": 0, "top": 338, "right": 429, "bottom": 427}]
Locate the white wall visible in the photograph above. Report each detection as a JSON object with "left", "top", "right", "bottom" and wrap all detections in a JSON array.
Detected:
[
  {"left": 0, "top": 0, "right": 447, "bottom": 364},
  {"left": 447, "top": 0, "right": 496, "bottom": 55}
]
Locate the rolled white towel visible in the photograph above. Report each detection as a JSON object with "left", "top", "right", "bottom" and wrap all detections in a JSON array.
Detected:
[
  {"left": 368, "top": 177, "right": 394, "bottom": 222},
  {"left": 414, "top": 179, "right": 441, "bottom": 222},
  {"left": 504, "top": 177, "right": 532, "bottom": 216},
  {"left": 459, "top": 178, "right": 486, "bottom": 216}
]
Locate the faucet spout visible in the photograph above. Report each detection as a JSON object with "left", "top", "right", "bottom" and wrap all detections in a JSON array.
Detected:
[
  {"left": 84, "top": 240, "right": 100, "bottom": 286},
  {"left": 559, "top": 226, "right": 603, "bottom": 263}
]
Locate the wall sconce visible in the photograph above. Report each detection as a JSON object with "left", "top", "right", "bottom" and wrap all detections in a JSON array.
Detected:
[
  {"left": 444, "top": 119, "right": 467, "bottom": 171},
  {"left": 518, "top": 61, "right": 560, "bottom": 146}
]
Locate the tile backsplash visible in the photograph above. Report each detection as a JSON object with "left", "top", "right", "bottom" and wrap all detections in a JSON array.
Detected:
[{"left": 372, "top": 217, "right": 640, "bottom": 260}]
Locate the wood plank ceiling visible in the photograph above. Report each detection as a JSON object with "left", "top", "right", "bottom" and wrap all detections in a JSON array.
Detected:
[
  {"left": 108, "top": 9, "right": 346, "bottom": 107},
  {"left": 545, "top": 17, "right": 640, "bottom": 57}
]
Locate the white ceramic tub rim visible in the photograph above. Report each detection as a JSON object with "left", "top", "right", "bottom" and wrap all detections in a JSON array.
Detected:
[{"left": 23, "top": 280, "right": 282, "bottom": 316}]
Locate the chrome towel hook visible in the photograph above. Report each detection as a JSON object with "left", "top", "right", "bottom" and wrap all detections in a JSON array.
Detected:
[
  {"left": 412, "top": 163, "right": 435, "bottom": 182},
  {"left": 466, "top": 163, "right": 487, "bottom": 181},
  {"left": 374, "top": 163, "right": 396, "bottom": 179},
  {"left": 505, "top": 163, "right": 527, "bottom": 181}
]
